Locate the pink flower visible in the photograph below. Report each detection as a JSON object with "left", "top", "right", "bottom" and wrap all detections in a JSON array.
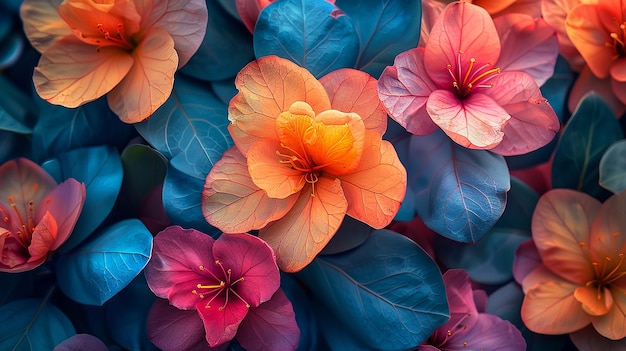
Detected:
[
  {"left": 378, "top": 1, "right": 559, "bottom": 155},
  {"left": 0, "top": 158, "right": 85, "bottom": 273},
  {"left": 144, "top": 226, "right": 299, "bottom": 350},
  {"left": 419, "top": 269, "right": 526, "bottom": 351}
]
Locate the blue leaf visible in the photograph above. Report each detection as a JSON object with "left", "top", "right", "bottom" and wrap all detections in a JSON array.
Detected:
[
  {"left": 600, "top": 140, "right": 626, "bottom": 194},
  {"left": 254, "top": 0, "right": 360, "bottom": 78},
  {"left": 496, "top": 178, "right": 539, "bottom": 232},
  {"left": 319, "top": 216, "right": 373, "bottom": 255},
  {"left": 297, "top": 229, "right": 449, "bottom": 350},
  {"left": 280, "top": 273, "right": 319, "bottom": 351},
  {"left": 0, "top": 271, "right": 33, "bottom": 305},
  {"left": 0, "top": 74, "right": 33, "bottom": 134},
  {"left": 552, "top": 93, "right": 623, "bottom": 200},
  {"left": 135, "top": 74, "right": 233, "bottom": 176},
  {"left": 0, "top": 297, "right": 75, "bottom": 351},
  {"left": 56, "top": 219, "right": 153, "bottom": 306},
  {"left": 485, "top": 282, "right": 524, "bottom": 329},
  {"left": 118, "top": 144, "right": 168, "bottom": 215},
  {"left": 335, "top": 0, "right": 421, "bottom": 77},
  {"left": 53, "top": 146, "right": 124, "bottom": 253},
  {"left": 408, "top": 132, "right": 510, "bottom": 242},
  {"left": 32, "top": 97, "right": 134, "bottom": 162}
]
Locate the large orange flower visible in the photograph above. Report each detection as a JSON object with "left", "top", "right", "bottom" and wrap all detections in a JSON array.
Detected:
[
  {"left": 20, "top": 0, "right": 207, "bottom": 123},
  {"left": 202, "top": 56, "right": 406, "bottom": 272}
]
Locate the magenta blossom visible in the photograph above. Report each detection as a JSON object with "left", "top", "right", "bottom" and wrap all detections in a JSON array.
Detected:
[
  {"left": 420, "top": 269, "right": 526, "bottom": 351},
  {"left": 378, "top": 1, "right": 559, "bottom": 156},
  {"left": 0, "top": 158, "right": 85, "bottom": 273},
  {"left": 144, "top": 226, "right": 299, "bottom": 351}
]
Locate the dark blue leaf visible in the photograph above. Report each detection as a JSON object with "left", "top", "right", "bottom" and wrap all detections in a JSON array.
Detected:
[
  {"left": 32, "top": 97, "right": 134, "bottom": 162},
  {"left": 56, "top": 219, "right": 153, "bottom": 306},
  {"left": 0, "top": 297, "right": 75, "bottom": 351},
  {"left": 0, "top": 74, "right": 33, "bottom": 134},
  {"left": 118, "top": 144, "right": 168, "bottom": 215},
  {"left": 495, "top": 178, "right": 539, "bottom": 232},
  {"left": 319, "top": 216, "right": 373, "bottom": 255},
  {"left": 135, "top": 74, "right": 232, "bottom": 176},
  {"left": 52, "top": 146, "right": 124, "bottom": 253},
  {"left": 254, "top": 0, "right": 360, "bottom": 78},
  {"left": 280, "top": 273, "right": 319, "bottom": 351},
  {"left": 214, "top": 0, "right": 241, "bottom": 20},
  {"left": 552, "top": 93, "right": 623, "bottom": 200},
  {"left": 485, "top": 282, "right": 524, "bottom": 329},
  {"left": 211, "top": 77, "right": 238, "bottom": 106},
  {"left": 599, "top": 139, "right": 626, "bottom": 194},
  {"left": 0, "top": 271, "right": 34, "bottom": 305},
  {"left": 408, "top": 131, "right": 510, "bottom": 242},
  {"left": 335, "top": 0, "right": 421, "bottom": 77},
  {"left": 297, "top": 229, "right": 449, "bottom": 350}
]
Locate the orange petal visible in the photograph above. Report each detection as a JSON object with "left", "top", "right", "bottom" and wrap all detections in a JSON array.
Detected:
[
  {"left": 228, "top": 56, "right": 331, "bottom": 155},
  {"left": 202, "top": 147, "right": 298, "bottom": 233},
  {"left": 33, "top": 36, "right": 133, "bottom": 108},
  {"left": 592, "top": 286, "right": 626, "bottom": 340},
  {"left": 27, "top": 211, "right": 58, "bottom": 263},
  {"left": 338, "top": 136, "right": 406, "bottom": 229},
  {"left": 107, "top": 28, "right": 178, "bottom": 123},
  {"left": 259, "top": 177, "right": 348, "bottom": 272},
  {"left": 532, "top": 189, "right": 600, "bottom": 284},
  {"left": 247, "top": 139, "right": 307, "bottom": 199},
  {"left": 521, "top": 264, "right": 562, "bottom": 293},
  {"left": 568, "top": 66, "right": 626, "bottom": 117},
  {"left": 319, "top": 68, "right": 387, "bottom": 135},
  {"left": 522, "top": 279, "right": 592, "bottom": 334},
  {"left": 589, "top": 190, "right": 626, "bottom": 271},
  {"left": 574, "top": 285, "right": 613, "bottom": 316},
  {"left": 473, "top": 0, "right": 517, "bottom": 14},
  {"left": 20, "top": 0, "right": 72, "bottom": 53},
  {"left": 541, "top": 0, "right": 586, "bottom": 71}
]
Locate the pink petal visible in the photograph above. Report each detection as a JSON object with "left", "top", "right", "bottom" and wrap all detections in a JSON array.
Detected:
[
  {"left": 568, "top": 66, "right": 626, "bottom": 117},
  {"left": 426, "top": 90, "right": 509, "bottom": 149},
  {"left": 494, "top": 14, "right": 558, "bottom": 86},
  {"left": 35, "top": 178, "right": 86, "bottom": 250},
  {"left": 446, "top": 313, "right": 526, "bottom": 350},
  {"left": 53, "top": 334, "right": 109, "bottom": 351},
  {"left": 33, "top": 36, "right": 134, "bottom": 108},
  {"left": 0, "top": 158, "right": 57, "bottom": 219},
  {"left": 197, "top": 295, "right": 249, "bottom": 347},
  {"left": 438, "top": 269, "right": 479, "bottom": 335},
  {"left": 571, "top": 325, "right": 626, "bottom": 351},
  {"left": 611, "top": 59, "right": 626, "bottom": 83},
  {"left": 144, "top": 226, "right": 217, "bottom": 310},
  {"left": 211, "top": 233, "right": 281, "bottom": 307},
  {"left": 236, "top": 0, "right": 270, "bottom": 33},
  {"left": 377, "top": 48, "right": 439, "bottom": 135},
  {"left": 424, "top": 1, "right": 501, "bottom": 88},
  {"left": 589, "top": 190, "right": 626, "bottom": 274},
  {"left": 107, "top": 28, "right": 178, "bottom": 123},
  {"left": 236, "top": 289, "right": 299, "bottom": 351},
  {"left": 20, "top": 0, "right": 71, "bottom": 53},
  {"left": 513, "top": 239, "right": 542, "bottom": 286},
  {"left": 418, "top": 0, "right": 445, "bottom": 47},
  {"left": 540, "top": 0, "right": 586, "bottom": 71},
  {"left": 0, "top": 230, "right": 30, "bottom": 272},
  {"left": 26, "top": 211, "right": 58, "bottom": 263}
]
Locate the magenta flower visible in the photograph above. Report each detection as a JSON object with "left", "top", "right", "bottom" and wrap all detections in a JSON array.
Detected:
[
  {"left": 419, "top": 269, "right": 526, "bottom": 351},
  {"left": 144, "top": 226, "right": 299, "bottom": 351},
  {"left": 0, "top": 158, "right": 85, "bottom": 273},
  {"left": 378, "top": 1, "right": 560, "bottom": 155}
]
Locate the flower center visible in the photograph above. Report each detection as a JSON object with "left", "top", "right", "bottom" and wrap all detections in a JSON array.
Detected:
[
  {"left": 192, "top": 260, "right": 249, "bottom": 311},
  {"left": 584, "top": 232, "right": 626, "bottom": 299},
  {"left": 73, "top": 22, "right": 135, "bottom": 51},
  {"left": 607, "top": 22, "right": 626, "bottom": 59},
  {"left": 446, "top": 50, "right": 501, "bottom": 98},
  {"left": 0, "top": 183, "right": 44, "bottom": 250}
]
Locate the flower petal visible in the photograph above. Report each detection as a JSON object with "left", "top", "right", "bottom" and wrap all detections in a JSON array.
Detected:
[
  {"left": 377, "top": 48, "right": 439, "bottom": 136},
  {"left": 338, "top": 136, "right": 406, "bottom": 229},
  {"left": 259, "top": 177, "right": 348, "bottom": 272},
  {"left": 107, "top": 28, "right": 178, "bottom": 123},
  {"left": 568, "top": 66, "right": 626, "bottom": 117},
  {"left": 197, "top": 295, "right": 249, "bottom": 347},
  {"left": 212, "top": 233, "right": 280, "bottom": 307},
  {"left": 611, "top": 77, "right": 626, "bottom": 106},
  {"left": 540, "top": 0, "right": 586, "bottom": 71},
  {"left": 0, "top": 158, "right": 57, "bottom": 220},
  {"left": 589, "top": 190, "right": 626, "bottom": 273},
  {"left": 20, "top": 0, "right": 71, "bottom": 53},
  {"left": 26, "top": 211, "right": 58, "bottom": 264},
  {"left": 531, "top": 189, "right": 600, "bottom": 283},
  {"left": 522, "top": 279, "right": 592, "bottom": 334},
  {"left": 203, "top": 147, "right": 297, "bottom": 233},
  {"left": 228, "top": 56, "right": 331, "bottom": 155},
  {"left": 236, "top": 289, "right": 300, "bottom": 351},
  {"left": 435, "top": 269, "right": 480, "bottom": 339},
  {"left": 311, "top": 110, "right": 365, "bottom": 176},
  {"left": 33, "top": 36, "right": 134, "bottom": 108},
  {"left": 0, "top": 231, "right": 29, "bottom": 272},
  {"left": 319, "top": 68, "right": 387, "bottom": 134},
  {"left": 247, "top": 139, "right": 307, "bottom": 199},
  {"left": 571, "top": 325, "right": 626, "bottom": 351},
  {"left": 446, "top": 313, "right": 526, "bottom": 351},
  {"left": 592, "top": 286, "right": 626, "bottom": 340},
  {"left": 473, "top": 0, "right": 517, "bottom": 14},
  {"left": 574, "top": 285, "right": 613, "bottom": 316},
  {"left": 426, "top": 90, "right": 509, "bottom": 149},
  {"left": 513, "top": 239, "right": 542, "bottom": 286},
  {"left": 611, "top": 59, "right": 626, "bottom": 83},
  {"left": 144, "top": 226, "right": 216, "bottom": 310}
]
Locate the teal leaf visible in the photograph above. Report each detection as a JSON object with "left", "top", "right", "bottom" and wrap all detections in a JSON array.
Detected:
[
  {"left": 319, "top": 216, "right": 373, "bottom": 255},
  {"left": 552, "top": 93, "right": 623, "bottom": 200},
  {"left": 408, "top": 131, "right": 510, "bottom": 242},
  {"left": 496, "top": 178, "right": 539, "bottom": 232},
  {"left": 56, "top": 219, "right": 153, "bottom": 306},
  {"left": 0, "top": 271, "right": 33, "bottom": 306},
  {"left": 297, "top": 229, "right": 449, "bottom": 350},
  {"left": 118, "top": 144, "right": 168, "bottom": 215},
  {"left": 599, "top": 139, "right": 626, "bottom": 194},
  {"left": 485, "top": 282, "right": 524, "bottom": 329},
  {"left": 0, "top": 298, "right": 75, "bottom": 351},
  {"left": 254, "top": 0, "right": 360, "bottom": 78},
  {"left": 0, "top": 75, "right": 32, "bottom": 134}
]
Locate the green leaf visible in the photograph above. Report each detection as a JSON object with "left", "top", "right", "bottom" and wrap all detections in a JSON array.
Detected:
[{"left": 599, "top": 139, "right": 626, "bottom": 194}]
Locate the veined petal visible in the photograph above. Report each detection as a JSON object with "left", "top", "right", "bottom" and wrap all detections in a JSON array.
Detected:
[
  {"left": 522, "top": 279, "right": 592, "bottom": 334},
  {"left": 426, "top": 90, "right": 509, "bottom": 149},
  {"left": 424, "top": 1, "right": 501, "bottom": 87},
  {"left": 592, "top": 286, "right": 626, "bottom": 340},
  {"left": 320, "top": 68, "right": 387, "bottom": 134},
  {"left": 202, "top": 147, "right": 297, "bottom": 233},
  {"left": 589, "top": 190, "right": 626, "bottom": 272},
  {"left": 26, "top": 211, "right": 58, "bottom": 263},
  {"left": 532, "top": 189, "right": 600, "bottom": 284},
  {"left": 107, "top": 28, "right": 178, "bottom": 123},
  {"left": 311, "top": 110, "right": 365, "bottom": 176},
  {"left": 377, "top": 48, "right": 439, "bottom": 136},
  {"left": 338, "top": 136, "right": 406, "bottom": 229},
  {"left": 197, "top": 296, "right": 249, "bottom": 347},
  {"left": 247, "top": 139, "right": 307, "bottom": 199},
  {"left": 440, "top": 270, "right": 480, "bottom": 333},
  {"left": 259, "top": 178, "right": 347, "bottom": 272},
  {"left": 228, "top": 56, "right": 331, "bottom": 155},
  {"left": 33, "top": 36, "right": 134, "bottom": 108},
  {"left": 20, "top": 0, "right": 71, "bottom": 53},
  {"left": 446, "top": 313, "right": 526, "bottom": 351},
  {"left": 0, "top": 158, "right": 57, "bottom": 219},
  {"left": 521, "top": 264, "right": 562, "bottom": 294}
]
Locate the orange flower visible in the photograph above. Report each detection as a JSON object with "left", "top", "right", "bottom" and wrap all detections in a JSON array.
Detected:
[
  {"left": 20, "top": 0, "right": 208, "bottom": 123},
  {"left": 520, "top": 189, "right": 626, "bottom": 341},
  {"left": 202, "top": 56, "right": 406, "bottom": 272}
]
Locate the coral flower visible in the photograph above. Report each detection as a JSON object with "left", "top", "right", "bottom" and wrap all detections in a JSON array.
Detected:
[
  {"left": 144, "top": 226, "right": 299, "bottom": 350},
  {"left": 518, "top": 189, "right": 626, "bottom": 344},
  {"left": 20, "top": 0, "right": 208, "bottom": 123},
  {"left": 378, "top": 1, "right": 559, "bottom": 155},
  {"left": 0, "top": 158, "right": 85, "bottom": 273},
  {"left": 202, "top": 55, "right": 406, "bottom": 272}
]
